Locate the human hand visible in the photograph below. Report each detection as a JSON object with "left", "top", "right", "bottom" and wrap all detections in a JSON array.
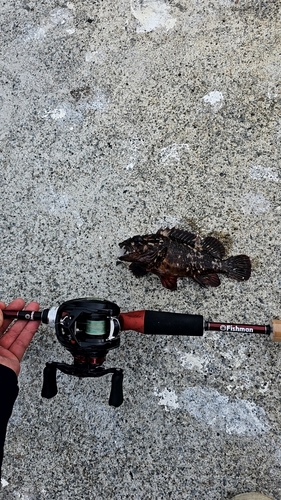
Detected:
[{"left": 0, "top": 298, "right": 40, "bottom": 376}]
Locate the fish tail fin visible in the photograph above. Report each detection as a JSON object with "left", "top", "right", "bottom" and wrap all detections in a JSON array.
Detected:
[{"left": 223, "top": 255, "right": 251, "bottom": 281}]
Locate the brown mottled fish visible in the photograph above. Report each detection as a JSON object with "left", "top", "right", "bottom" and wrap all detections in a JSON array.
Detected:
[{"left": 118, "top": 227, "right": 251, "bottom": 290}]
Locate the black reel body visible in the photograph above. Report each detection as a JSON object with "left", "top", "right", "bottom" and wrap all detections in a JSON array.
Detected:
[
  {"left": 41, "top": 298, "right": 124, "bottom": 407},
  {"left": 55, "top": 297, "right": 121, "bottom": 358}
]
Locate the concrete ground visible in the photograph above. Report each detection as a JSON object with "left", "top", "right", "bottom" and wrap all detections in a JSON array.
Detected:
[{"left": 0, "top": 0, "right": 281, "bottom": 498}]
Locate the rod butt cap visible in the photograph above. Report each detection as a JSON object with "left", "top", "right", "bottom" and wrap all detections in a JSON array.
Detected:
[{"left": 271, "top": 320, "right": 281, "bottom": 342}]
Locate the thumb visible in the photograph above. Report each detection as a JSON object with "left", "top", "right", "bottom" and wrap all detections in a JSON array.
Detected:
[{"left": 0, "top": 302, "right": 5, "bottom": 328}]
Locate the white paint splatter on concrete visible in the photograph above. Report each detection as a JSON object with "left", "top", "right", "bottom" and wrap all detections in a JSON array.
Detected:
[
  {"left": 12, "top": 486, "right": 37, "bottom": 499},
  {"left": 131, "top": 0, "right": 176, "bottom": 33},
  {"left": 214, "top": 0, "right": 233, "bottom": 5},
  {"left": 220, "top": 348, "right": 247, "bottom": 369},
  {"left": 160, "top": 143, "right": 190, "bottom": 163},
  {"left": 241, "top": 192, "right": 271, "bottom": 215},
  {"left": 49, "top": 107, "right": 67, "bottom": 120},
  {"left": 85, "top": 46, "right": 105, "bottom": 64},
  {"left": 41, "top": 187, "right": 69, "bottom": 216},
  {"left": 24, "top": 7, "right": 75, "bottom": 41},
  {"left": 258, "top": 382, "right": 269, "bottom": 394},
  {"left": 125, "top": 162, "right": 135, "bottom": 170},
  {"left": 85, "top": 51, "right": 98, "bottom": 63},
  {"left": 72, "top": 210, "right": 84, "bottom": 228},
  {"left": 43, "top": 92, "right": 107, "bottom": 124},
  {"left": 121, "top": 138, "right": 143, "bottom": 171},
  {"left": 42, "top": 103, "right": 83, "bottom": 123},
  {"left": 181, "top": 387, "right": 270, "bottom": 435},
  {"left": 49, "top": 7, "right": 75, "bottom": 33},
  {"left": 80, "top": 91, "right": 107, "bottom": 112},
  {"left": 274, "top": 440, "right": 281, "bottom": 463},
  {"left": 154, "top": 215, "right": 183, "bottom": 229},
  {"left": 249, "top": 164, "right": 279, "bottom": 182},
  {"left": 202, "top": 90, "right": 224, "bottom": 112},
  {"left": 154, "top": 388, "right": 179, "bottom": 411},
  {"left": 267, "top": 82, "right": 278, "bottom": 100},
  {"left": 26, "top": 25, "right": 47, "bottom": 41},
  {"left": 155, "top": 386, "right": 270, "bottom": 435},
  {"left": 176, "top": 349, "right": 207, "bottom": 372}
]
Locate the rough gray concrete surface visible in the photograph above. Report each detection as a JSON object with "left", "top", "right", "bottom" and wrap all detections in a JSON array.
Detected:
[{"left": 0, "top": 0, "right": 281, "bottom": 498}]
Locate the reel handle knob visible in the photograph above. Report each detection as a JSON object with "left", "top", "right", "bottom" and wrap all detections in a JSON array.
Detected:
[
  {"left": 41, "top": 363, "right": 58, "bottom": 399},
  {"left": 109, "top": 370, "right": 123, "bottom": 407}
]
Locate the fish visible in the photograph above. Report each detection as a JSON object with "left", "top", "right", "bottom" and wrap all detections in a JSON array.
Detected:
[{"left": 118, "top": 227, "right": 251, "bottom": 290}]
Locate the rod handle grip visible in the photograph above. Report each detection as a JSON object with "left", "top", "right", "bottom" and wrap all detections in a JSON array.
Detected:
[
  {"left": 144, "top": 310, "right": 204, "bottom": 336},
  {"left": 120, "top": 310, "right": 204, "bottom": 336}
]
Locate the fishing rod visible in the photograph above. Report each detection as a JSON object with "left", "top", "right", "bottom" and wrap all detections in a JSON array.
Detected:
[{"left": 3, "top": 297, "right": 281, "bottom": 407}]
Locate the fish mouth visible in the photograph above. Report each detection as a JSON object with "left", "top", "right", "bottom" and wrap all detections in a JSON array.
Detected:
[
  {"left": 118, "top": 236, "right": 145, "bottom": 262},
  {"left": 118, "top": 242, "right": 139, "bottom": 262}
]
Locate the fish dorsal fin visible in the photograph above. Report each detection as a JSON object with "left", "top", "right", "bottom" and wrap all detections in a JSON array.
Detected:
[
  {"left": 156, "top": 227, "right": 171, "bottom": 238},
  {"left": 193, "top": 272, "right": 221, "bottom": 287},
  {"left": 160, "top": 274, "right": 178, "bottom": 290},
  {"left": 201, "top": 236, "right": 225, "bottom": 259},
  {"left": 159, "top": 227, "right": 197, "bottom": 247}
]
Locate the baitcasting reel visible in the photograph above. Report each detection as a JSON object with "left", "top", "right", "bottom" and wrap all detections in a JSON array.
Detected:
[
  {"left": 3, "top": 297, "right": 281, "bottom": 407},
  {"left": 41, "top": 298, "right": 123, "bottom": 407}
]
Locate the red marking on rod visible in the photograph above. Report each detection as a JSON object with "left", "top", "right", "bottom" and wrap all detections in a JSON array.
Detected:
[{"left": 119, "top": 311, "right": 146, "bottom": 333}]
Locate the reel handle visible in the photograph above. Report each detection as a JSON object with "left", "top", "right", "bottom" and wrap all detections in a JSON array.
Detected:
[
  {"left": 41, "top": 363, "right": 58, "bottom": 399},
  {"left": 120, "top": 310, "right": 204, "bottom": 336},
  {"left": 109, "top": 370, "right": 124, "bottom": 407}
]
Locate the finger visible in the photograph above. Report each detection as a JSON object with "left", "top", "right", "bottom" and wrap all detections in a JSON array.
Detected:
[
  {"left": 0, "top": 298, "right": 25, "bottom": 336},
  {"left": 8, "top": 321, "right": 40, "bottom": 362},
  {"left": 9, "top": 308, "right": 40, "bottom": 361},
  {"left": 0, "top": 301, "right": 39, "bottom": 350},
  {"left": 6, "top": 301, "right": 40, "bottom": 361}
]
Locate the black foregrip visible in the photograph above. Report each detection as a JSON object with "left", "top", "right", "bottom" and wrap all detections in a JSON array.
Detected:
[
  {"left": 41, "top": 363, "right": 58, "bottom": 399},
  {"left": 143, "top": 311, "right": 204, "bottom": 336},
  {"left": 109, "top": 370, "right": 124, "bottom": 407}
]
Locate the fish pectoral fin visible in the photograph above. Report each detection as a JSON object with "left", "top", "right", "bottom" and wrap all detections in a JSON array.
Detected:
[
  {"left": 160, "top": 275, "right": 178, "bottom": 290},
  {"left": 201, "top": 236, "right": 225, "bottom": 259},
  {"left": 192, "top": 272, "right": 221, "bottom": 287},
  {"left": 136, "top": 250, "right": 159, "bottom": 267},
  {"left": 158, "top": 227, "right": 198, "bottom": 248},
  {"left": 129, "top": 263, "right": 148, "bottom": 277},
  {"left": 144, "top": 246, "right": 167, "bottom": 271}
]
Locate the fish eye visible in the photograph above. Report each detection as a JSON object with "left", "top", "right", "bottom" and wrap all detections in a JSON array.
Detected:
[{"left": 134, "top": 235, "right": 143, "bottom": 243}]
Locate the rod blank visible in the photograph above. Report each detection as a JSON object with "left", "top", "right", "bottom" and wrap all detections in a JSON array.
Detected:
[
  {"left": 3, "top": 310, "right": 43, "bottom": 321},
  {"left": 3, "top": 308, "right": 280, "bottom": 341}
]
